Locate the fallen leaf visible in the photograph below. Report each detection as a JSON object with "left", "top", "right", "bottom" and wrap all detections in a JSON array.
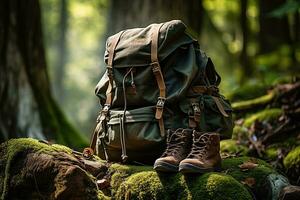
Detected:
[
  {"left": 239, "top": 161, "right": 258, "bottom": 170},
  {"left": 241, "top": 177, "right": 256, "bottom": 187}
]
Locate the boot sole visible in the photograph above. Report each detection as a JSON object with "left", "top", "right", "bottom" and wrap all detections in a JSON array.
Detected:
[
  {"left": 179, "top": 163, "right": 221, "bottom": 174},
  {"left": 153, "top": 160, "right": 178, "bottom": 172}
]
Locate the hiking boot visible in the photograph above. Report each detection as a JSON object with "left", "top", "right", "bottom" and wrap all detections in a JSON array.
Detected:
[
  {"left": 153, "top": 129, "right": 192, "bottom": 172},
  {"left": 179, "top": 131, "right": 221, "bottom": 173}
]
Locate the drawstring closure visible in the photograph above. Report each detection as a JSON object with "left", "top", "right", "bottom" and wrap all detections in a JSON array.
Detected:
[{"left": 119, "top": 67, "right": 133, "bottom": 162}]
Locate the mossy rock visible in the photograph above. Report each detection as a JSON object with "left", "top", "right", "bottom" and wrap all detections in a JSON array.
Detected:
[
  {"left": 0, "top": 138, "right": 106, "bottom": 200},
  {"left": 284, "top": 146, "right": 300, "bottom": 183},
  {"left": 0, "top": 138, "right": 290, "bottom": 200},
  {"left": 115, "top": 171, "right": 252, "bottom": 200},
  {"left": 226, "top": 83, "right": 269, "bottom": 102},
  {"left": 220, "top": 139, "right": 249, "bottom": 156}
]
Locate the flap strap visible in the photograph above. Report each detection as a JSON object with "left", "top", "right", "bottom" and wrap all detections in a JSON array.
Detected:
[
  {"left": 151, "top": 23, "right": 166, "bottom": 137},
  {"left": 90, "top": 31, "right": 124, "bottom": 151},
  {"left": 188, "top": 85, "right": 219, "bottom": 96}
]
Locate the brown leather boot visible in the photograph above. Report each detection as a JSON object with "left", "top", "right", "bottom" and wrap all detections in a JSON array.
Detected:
[
  {"left": 153, "top": 129, "right": 192, "bottom": 172},
  {"left": 179, "top": 131, "right": 221, "bottom": 173}
]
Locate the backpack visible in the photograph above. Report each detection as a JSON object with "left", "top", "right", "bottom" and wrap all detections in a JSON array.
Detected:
[{"left": 90, "top": 20, "right": 233, "bottom": 164}]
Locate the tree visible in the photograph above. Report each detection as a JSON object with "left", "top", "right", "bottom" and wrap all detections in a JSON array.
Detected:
[
  {"left": 54, "top": 0, "right": 69, "bottom": 103},
  {"left": 259, "top": 0, "right": 292, "bottom": 54},
  {"left": 106, "top": 0, "right": 204, "bottom": 37},
  {"left": 0, "top": 0, "right": 87, "bottom": 148}
]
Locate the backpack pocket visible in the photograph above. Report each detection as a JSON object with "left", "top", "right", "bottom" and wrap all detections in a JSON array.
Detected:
[
  {"left": 180, "top": 94, "right": 233, "bottom": 139},
  {"left": 97, "top": 106, "right": 165, "bottom": 163}
]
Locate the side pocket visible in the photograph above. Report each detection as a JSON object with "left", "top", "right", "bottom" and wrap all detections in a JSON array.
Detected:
[{"left": 199, "top": 95, "right": 233, "bottom": 139}]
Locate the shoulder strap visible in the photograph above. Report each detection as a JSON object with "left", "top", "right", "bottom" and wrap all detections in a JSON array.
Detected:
[
  {"left": 151, "top": 23, "right": 166, "bottom": 137},
  {"left": 90, "top": 31, "right": 124, "bottom": 151}
]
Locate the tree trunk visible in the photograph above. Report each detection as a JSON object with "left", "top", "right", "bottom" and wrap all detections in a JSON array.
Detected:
[
  {"left": 106, "top": 0, "right": 204, "bottom": 37},
  {"left": 54, "top": 0, "right": 68, "bottom": 103},
  {"left": 239, "top": 0, "right": 251, "bottom": 83},
  {"left": 259, "top": 0, "right": 291, "bottom": 54},
  {"left": 0, "top": 0, "right": 87, "bottom": 148}
]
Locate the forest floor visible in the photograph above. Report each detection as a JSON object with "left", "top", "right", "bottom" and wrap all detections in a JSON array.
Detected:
[{"left": 0, "top": 78, "right": 299, "bottom": 200}]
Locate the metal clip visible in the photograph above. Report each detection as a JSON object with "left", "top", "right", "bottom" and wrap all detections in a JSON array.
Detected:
[
  {"left": 156, "top": 97, "right": 166, "bottom": 109},
  {"left": 191, "top": 102, "right": 201, "bottom": 122},
  {"left": 151, "top": 62, "right": 160, "bottom": 73}
]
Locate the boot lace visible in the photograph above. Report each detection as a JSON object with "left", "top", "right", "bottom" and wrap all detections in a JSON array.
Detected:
[
  {"left": 187, "top": 134, "right": 210, "bottom": 159},
  {"left": 161, "top": 129, "right": 188, "bottom": 158}
]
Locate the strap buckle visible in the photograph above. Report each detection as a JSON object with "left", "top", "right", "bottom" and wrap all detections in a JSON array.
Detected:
[
  {"left": 99, "top": 104, "right": 110, "bottom": 121},
  {"left": 151, "top": 62, "right": 160, "bottom": 73},
  {"left": 156, "top": 97, "right": 166, "bottom": 109},
  {"left": 107, "top": 66, "right": 113, "bottom": 77},
  {"left": 191, "top": 102, "right": 201, "bottom": 122}
]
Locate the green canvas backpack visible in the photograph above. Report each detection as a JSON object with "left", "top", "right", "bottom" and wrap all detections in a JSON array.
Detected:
[{"left": 90, "top": 20, "right": 233, "bottom": 164}]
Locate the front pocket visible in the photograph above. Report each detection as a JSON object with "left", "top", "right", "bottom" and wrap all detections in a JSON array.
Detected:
[{"left": 98, "top": 106, "right": 165, "bottom": 162}]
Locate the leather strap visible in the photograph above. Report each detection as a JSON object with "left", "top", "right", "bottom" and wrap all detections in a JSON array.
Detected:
[
  {"left": 90, "top": 31, "right": 124, "bottom": 151},
  {"left": 151, "top": 23, "right": 166, "bottom": 137},
  {"left": 104, "top": 31, "right": 124, "bottom": 116},
  {"left": 188, "top": 85, "right": 219, "bottom": 96},
  {"left": 212, "top": 96, "right": 229, "bottom": 117}
]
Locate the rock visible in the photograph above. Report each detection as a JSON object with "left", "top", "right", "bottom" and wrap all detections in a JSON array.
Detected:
[
  {"left": 0, "top": 138, "right": 293, "bottom": 200},
  {"left": 0, "top": 138, "right": 108, "bottom": 200},
  {"left": 279, "top": 185, "right": 300, "bottom": 200},
  {"left": 220, "top": 139, "right": 249, "bottom": 156}
]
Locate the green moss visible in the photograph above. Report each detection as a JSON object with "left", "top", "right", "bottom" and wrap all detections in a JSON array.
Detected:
[
  {"left": 1, "top": 138, "right": 73, "bottom": 199},
  {"left": 265, "top": 147, "right": 278, "bottom": 160},
  {"left": 232, "top": 91, "right": 276, "bottom": 111},
  {"left": 98, "top": 191, "right": 111, "bottom": 200},
  {"left": 243, "top": 108, "right": 282, "bottom": 127},
  {"left": 283, "top": 146, "right": 300, "bottom": 170},
  {"left": 232, "top": 125, "right": 249, "bottom": 140},
  {"left": 226, "top": 83, "right": 269, "bottom": 102},
  {"left": 220, "top": 139, "right": 249, "bottom": 156},
  {"left": 222, "top": 156, "right": 275, "bottom": 193},
  {"left": 109, "top": 163, "right": 153, "bottom": 195},
  {"left": 115, "top": 171, "right": 252, "bottom": 200}
]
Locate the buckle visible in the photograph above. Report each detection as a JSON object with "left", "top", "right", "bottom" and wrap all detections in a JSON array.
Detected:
[
  {"left": 100, "top": 104, "right": 110, "bottom": 120},
  {"left": 156, "top": 97, "right": 166, "bottom": 109},
  {"left": 151, "top": 62, "right": 160, "bottom": 73},
  {"left": 191, "top": 102, "right": 201, "bottom": 119},
  {"left": 107, "top": 67, "right": 113, "bottom": 77}
]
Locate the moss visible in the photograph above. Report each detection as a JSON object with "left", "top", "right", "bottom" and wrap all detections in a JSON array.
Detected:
[
  {"left": 109, "top": 163, "right": 153, "bottom": 195},
  {"left": 265, "top": 147, "right": 278, "bottom": 160},
  {"left": 220, "top": 139, "right": 249, "bottom": 156},
  {"left": 232, "top": 125, "right": 249, "bottom": 140},
  {"left": 283, "top": 146, "right": 300, "bottom": 171},
  {"left": 232, "top": 91, "right": 276, "bottom": 111},
  {"left": 222, "top": 156, "right": 276, "bottom": 198},
  {"left": 243, "top": 108, "right": 282, "bottom": 127},
  {"left": 1, "top": 138, "right": 73, "bottom": 199},
  {"left": 115, "top": 171, "right": 252, "bottom": 200},
  {"left": 98, "top": 191, "right": 111, "bottom": 200},
  {"left": 226, "top": 83, "right": 269, "bottom": 102}
]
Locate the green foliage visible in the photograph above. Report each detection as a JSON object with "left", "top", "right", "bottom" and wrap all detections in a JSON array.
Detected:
[{"left": 269, "top": 0, "right": 300, "bottom": 17}]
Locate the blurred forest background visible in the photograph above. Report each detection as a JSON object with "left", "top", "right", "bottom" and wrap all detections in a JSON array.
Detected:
[{"left": 0, "top": 0, "right": 299, "bottom": 147}]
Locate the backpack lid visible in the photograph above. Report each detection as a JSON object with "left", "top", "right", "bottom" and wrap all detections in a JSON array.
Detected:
[{"left": 104, "top": 20, "right": 196, "bottom": 68}]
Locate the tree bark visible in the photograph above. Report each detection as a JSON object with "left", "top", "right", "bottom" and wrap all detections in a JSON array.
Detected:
[
  {"left": 239, "top": 0, "right": 251, "bottom": 83},
  {"left": 0, "top": 0, "right": 87, "bottom": 148},
  {"left": 259, "top": 0, "right": 292, "bottom": 54},
  {"left": 54, "top": 0, "right": 68, "bottom": 103},
  {"left": 106, "top": 0, "right": 204, "bottom": 37}
]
